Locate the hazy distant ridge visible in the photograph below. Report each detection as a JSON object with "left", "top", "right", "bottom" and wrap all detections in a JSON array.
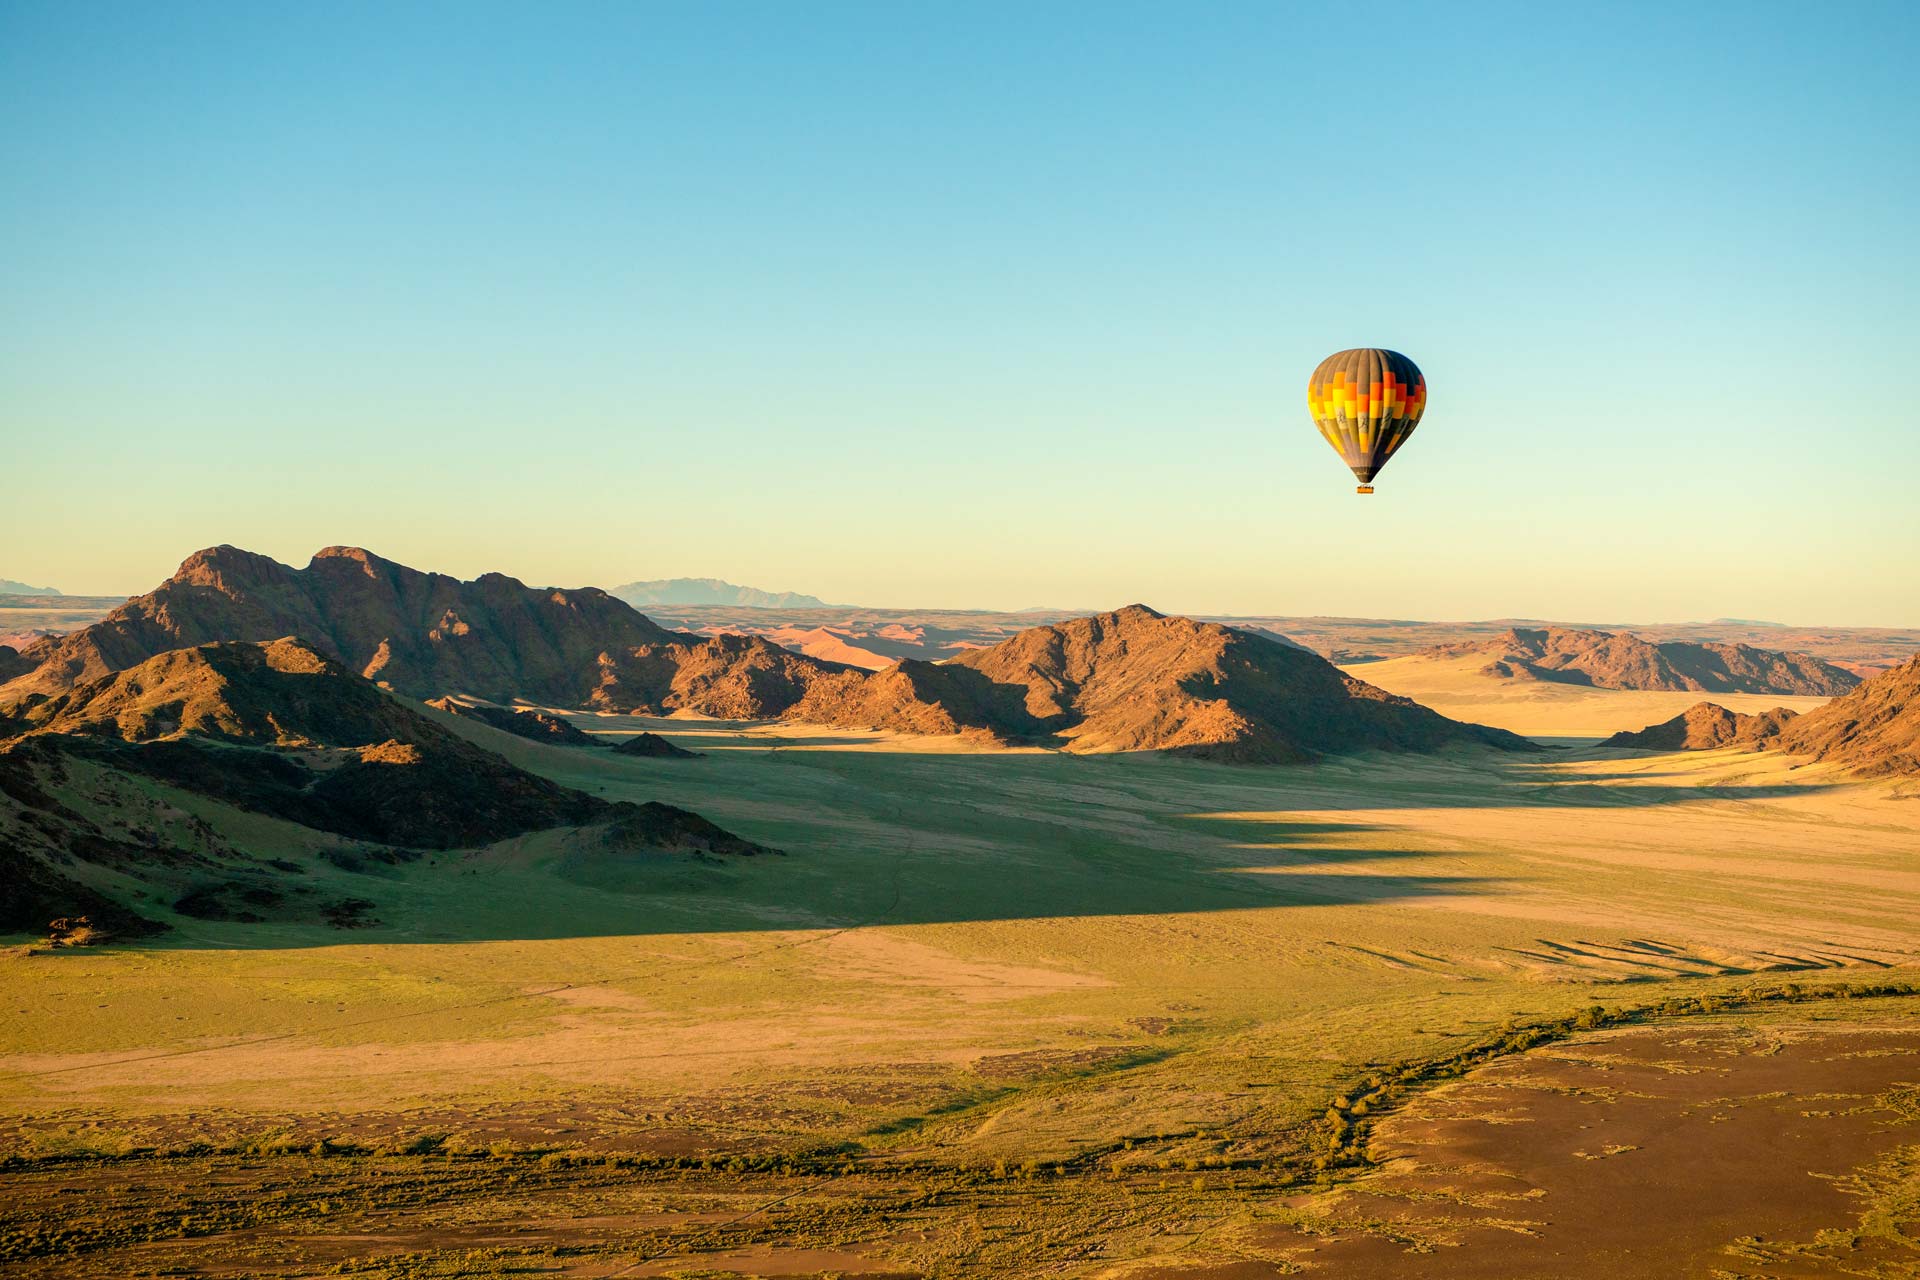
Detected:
[
  {"left": 613, "top": 578, "right": 829, "bottom": 610},
  {"left": 0, "top": 580, "right": 59, "bottom": 596}
]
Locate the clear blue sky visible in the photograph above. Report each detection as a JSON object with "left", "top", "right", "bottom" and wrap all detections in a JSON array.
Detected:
[{"left": 4, "top": 1, "right": 1916, "bottom": 624}]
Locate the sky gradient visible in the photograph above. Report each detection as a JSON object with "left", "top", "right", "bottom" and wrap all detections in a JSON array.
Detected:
[{"left": 4, "top": 2, "right": 1917, "bottom": 624}]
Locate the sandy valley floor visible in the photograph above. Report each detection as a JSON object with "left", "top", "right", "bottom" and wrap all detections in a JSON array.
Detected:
[
  {"left": 3, "top": 676, "right": 1918, "bottom": 1276},
  {"left": 1341, "top": 651, "right": 1839, "bottom": 743}
]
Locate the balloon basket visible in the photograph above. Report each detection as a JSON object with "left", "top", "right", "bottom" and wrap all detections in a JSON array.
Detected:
[{"left": 1355, "top": 485, "right": 1374, "bottom": 495}]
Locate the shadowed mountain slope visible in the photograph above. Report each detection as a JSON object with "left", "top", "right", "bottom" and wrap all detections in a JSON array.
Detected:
[
  {"left": 7, "top": 638, "right": 612, "bottom": 847},
  {"left": 1600, "top": 702, "right": 1800, "bottom": 750},
  {"left": 0, "top": 546, "right": 856, "bottom": 717},
  {"left": 611, "top": 732, "right": 703, "bottom": 759},
  {"left": 1771, "top": 655, "right": 1920, "bottom": 777},
  {"left": 0, "top": 742, "right": 174, "bottom": 939},
  {"left": 0, "top": 639, "right": 774, "bottom": 936},
  {"left": 426, "top": 697, "right": 600, "bottom": 747},
  {"left": 0, "top": 646, "right": 31, "bottom": 683},
  {"left": 1425, "top": 627, "right": 1858, "bottom": 696}
]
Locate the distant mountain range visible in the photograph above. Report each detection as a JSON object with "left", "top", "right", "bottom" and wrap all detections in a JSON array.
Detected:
[
  {"left": 1, "top": 543, "right": 1906, "bottom": 775},
  {"left": 0, "top": 546, "right": 1525, "bottom": 765},
  {"left": 0, "top": 579, "right": 59, "bottom": 596},
  {"left": 613, "top": 577, "right": 830, "bottom": 610},
  {"left": 1417, "top": 626, "right": 1859, "bottom": 697}
]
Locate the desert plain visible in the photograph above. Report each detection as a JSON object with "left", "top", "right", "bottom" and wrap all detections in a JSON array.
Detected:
[{"left": 5, "top": 646, "right": 1919, "bottom": 1278}]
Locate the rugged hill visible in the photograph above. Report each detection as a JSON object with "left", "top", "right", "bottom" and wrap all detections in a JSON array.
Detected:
[
  {"left": 426, "top": 697, "right": 600, "bottom": 747},
  {"left": 783, "top": 606, "right": 1528, "bottom": 762},
  {"left": 1596, "top": 659, "right": 1920, "bottom": 778},
  {"left": 1424, "top": 627, "right": 1858, "bottom": 696},
  {"left": 0, "top": 741, "right": 174, "bottom": 939},
  {"left": 0, "top": 546, "right": 855, "bottom": 716},
  {"left": 785, "top": 659, "right": 1047, "bottom": 740},
  {"left": 613, "top": 578, "right": 830, "bottom": 610},
  {"left": 1600, "top": 702, "right": 1799, "bottom": 750},
  {"left": 590, "top": 632, "right": 850, "bottom": 718},
  {"left": 1771, "top": 655, "right": 1920, "bottom": 777},
  {"left": 601, "top": 803, "right": 765, "bottom": 854},
  {"left": 612, "top": 732, "right": 703, "bottom": 759},
  {"left": 8, "top": 638, "right": 613, "bottom": 847},
  {"left": 0, "top": 545, "right": 674, "bottom": 706},
  {"left": 0, "top": 639, "right": 773, "bottom": 936}
]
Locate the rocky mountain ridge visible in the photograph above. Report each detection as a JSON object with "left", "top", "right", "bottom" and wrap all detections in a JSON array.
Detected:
[
  {"left": 3, "top": 548, "right": 1531, "bottom": 764},
  {"left": 1425, "top": 626, "right": 1858, "bottom": 697},
  {"left": 0, "top": 546, "right": 856, "bottom": 718}
]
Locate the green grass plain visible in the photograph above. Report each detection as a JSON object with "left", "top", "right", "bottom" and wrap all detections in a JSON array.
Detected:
[{"left": 4, "top": 692, "right": 1920, "bottom": 1276}]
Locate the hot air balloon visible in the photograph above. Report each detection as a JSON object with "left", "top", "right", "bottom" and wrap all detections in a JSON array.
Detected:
[{"left": 1306, "top": 349, "right": 1426, "bottom": 494}]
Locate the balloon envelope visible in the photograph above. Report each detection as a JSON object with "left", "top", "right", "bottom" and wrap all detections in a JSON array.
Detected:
[{"left": 1307, "top": 349, "right": 1426, "bottom": 487}]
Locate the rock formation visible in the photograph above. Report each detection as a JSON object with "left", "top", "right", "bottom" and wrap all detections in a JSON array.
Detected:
[{"left": 1424, "top": 627, "right": 1858, "bottom": 696}]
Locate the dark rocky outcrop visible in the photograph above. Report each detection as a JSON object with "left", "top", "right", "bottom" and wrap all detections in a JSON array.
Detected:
[
  {"left": 601, "top": 802, "right": 771, "bottom": 856},
  {"left": 1600, "top": 702, "right": 1798, "bottom": 751},
  {"left": 426, "top": 697, "right": 600, "bottom": 747},
  {"left": 0, "top": 645, "right": 30, "bottom": 683},
  {"left": 611, "top": 732, "right": 703, "bottom": 759}
]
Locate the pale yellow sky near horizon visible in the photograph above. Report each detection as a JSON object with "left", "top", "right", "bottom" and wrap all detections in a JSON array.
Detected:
[{"left": 10, "top": 505, "right": 1916, "bottom": 631}]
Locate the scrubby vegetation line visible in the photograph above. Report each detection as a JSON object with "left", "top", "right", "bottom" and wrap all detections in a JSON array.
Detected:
[{"left": 1312, "top": 978, "right": 1920, "bottom": 1173}]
